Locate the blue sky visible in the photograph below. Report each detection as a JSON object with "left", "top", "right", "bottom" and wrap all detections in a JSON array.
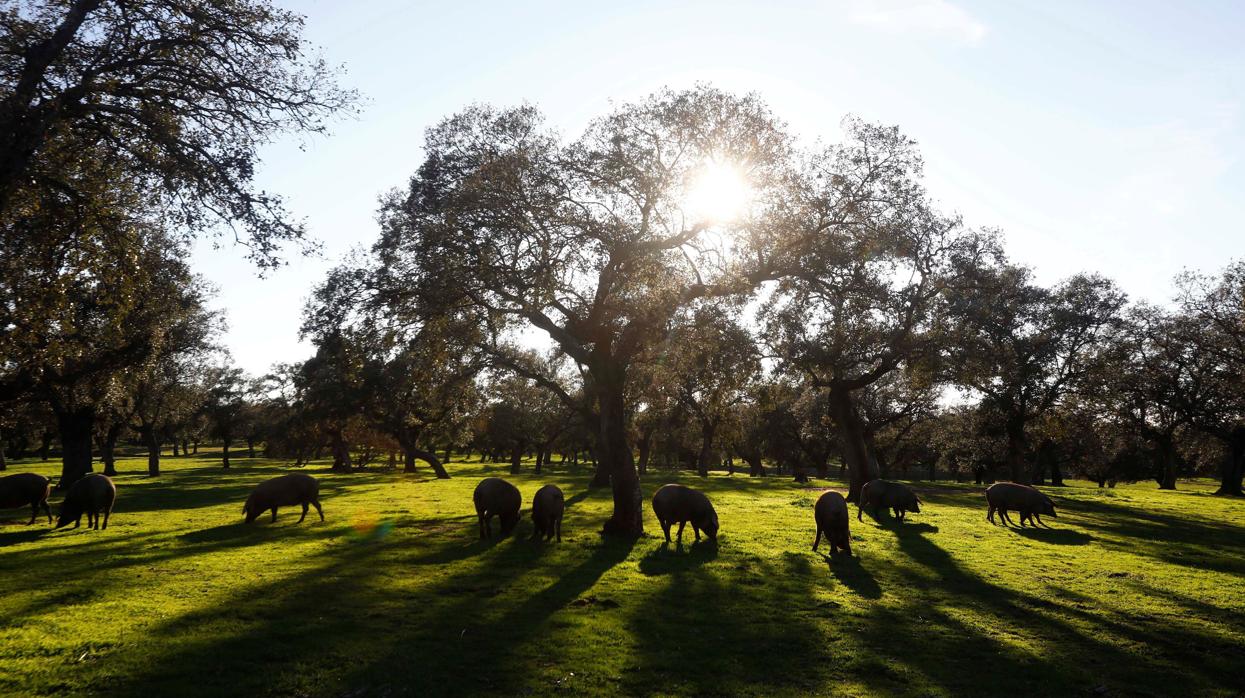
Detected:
[{"left": 193, "top": 0, "right": 1245, "bottom": 375}]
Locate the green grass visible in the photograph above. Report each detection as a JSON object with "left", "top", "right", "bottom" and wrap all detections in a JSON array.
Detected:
[{"left": 1, "top": 453, "right": 1242, "bottom": 697}]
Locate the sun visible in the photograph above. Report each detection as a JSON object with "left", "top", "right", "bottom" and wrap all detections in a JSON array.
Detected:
[{"left": 684, "top": 160, "right": 753, "bottom": 224}]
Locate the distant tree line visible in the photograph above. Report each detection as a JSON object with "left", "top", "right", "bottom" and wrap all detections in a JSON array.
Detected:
[{"left": 2, "top": 3, "right": 1242, "bottom": 537}]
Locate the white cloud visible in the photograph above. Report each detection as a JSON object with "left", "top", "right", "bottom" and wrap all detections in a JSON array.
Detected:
[{"left": 845, "top": 0, "right": 988, "bottom": 44}]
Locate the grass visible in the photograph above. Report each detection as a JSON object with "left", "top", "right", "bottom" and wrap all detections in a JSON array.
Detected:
[{"left": 1, "top": 453, "right": 1242, "bottom": 697}]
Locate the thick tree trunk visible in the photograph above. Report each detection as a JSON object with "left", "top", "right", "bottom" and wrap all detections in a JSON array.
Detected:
[
  {"left": 182, "top": 439, "right": 190, "bottom": 457},
  {"left": 407, "top": 447, "right": 450, "bottom": 479},
  {"left": 510, "top": 443, "right": 524, "bottom": 474},
  {"left": 99, "top": 422, "right": 122, "bottom": 477},
  {"left": 192, "top": 440, "right": 199, "bottom": 454},
  {"left": 247, "top": 438, "right": 256, "bottom": 459},
  {"left": 534, "top": 447, "right": 544, "bottom": 474},
  {"left": 697, "top": 421, "right": 715, "bottom": 477},
  {"left": 745, "top": 452, "right": 764, "bottom": 477},
  {"left": 0, "top": 427, "right": 6, "bottom": 471},
  {"left": 222, "top": 437, "right": 232, "bottom": 469},
  {"left": 597, "top": 373, "right": 642, "bottom": 536},
  {"left": 141, "top": 426, "right": 161, "bottom": 477},
  {"left": 54, "top": 406, "right": 95, "bottom": 489},
  {"left": 1155, "top": 435, "right": 1177, "bottom": 490},
  {"left": 1214, "top": 427, "right": 1245, "bottom": 496},
  {"left": 829, "top": 389, "right": 878, "bottom": 502},
  {"left": 330, "top": 429, "right": 351, "bottom": 472},
  {"left": 589, "top": 446, "right": 610, "bottom": 487},
  {"left": 1005, "top": 416, "right": 1029, "bottom": 484},
  {"left": 172, "top": 441, "right": 179, "bottom": 456},
  {"left": 39, "top": 430, "right": 53, "bottom": 461}
]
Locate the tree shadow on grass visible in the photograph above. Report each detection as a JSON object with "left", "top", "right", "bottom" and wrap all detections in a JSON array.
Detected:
[
  {"left": 96, "top": 528, "right": 638, "bottom": 697},
  {"left": 624, "top": 551, "right": 837, "bottom": 695},
  {"left": 858, "top": 520, "right": 1245, "bottom": 696},
  {"left": 637, "top": 539, "right": 719, "bottom": 576},
  {"left": 821, "top": 552, "right": 883, "bottom": 599},
  {"left": 1012, "top": 526, "right": 1092, "bottom": 545},
  {"left": 0, "top": 525, "right": 52, "bottom": 546}
]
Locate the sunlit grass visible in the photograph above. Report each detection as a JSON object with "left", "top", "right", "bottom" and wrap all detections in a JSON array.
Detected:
[{"left": 1, "top": 453, "right": 1241, "bottom": 696}]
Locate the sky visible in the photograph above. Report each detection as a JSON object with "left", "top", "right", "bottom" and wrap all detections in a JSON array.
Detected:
[{"left": 191, "top": 0, "right": 1245, "bottom": 375}]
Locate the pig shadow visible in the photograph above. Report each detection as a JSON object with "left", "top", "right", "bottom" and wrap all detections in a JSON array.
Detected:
[
  {"left": 638, "top": 539, "right": 719, "bottom": 575},
  {"left": 821, "top": 553, "right": 883, "bottom": 599}
]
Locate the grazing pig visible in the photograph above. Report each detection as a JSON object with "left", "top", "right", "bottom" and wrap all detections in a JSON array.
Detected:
[
  {"left": 857, "top": 479, "right": 921, "bottom": 523},
  {"left": 986, "top": 482, "right": 1056, "bottom": 527},
  {"left": 0, "top": 473, "right": 53, "bottom": 525},
  {"left": 812, "top": 490, "right": 852, "bottom": 555},
  {"left": 530, "top": 484, "right": 565, "bottom": 542},
  {"left": 651, "top": 484, "right": 719, "bottom": 543},
  {"left": 56, "top": 474, "right": 116, "bottom": 530},
  {"left": 243, "top": 473, "right": 323, "bottom": 524},
  {"left": 474, "top": 477, "right": 521, "bottom": 539}
]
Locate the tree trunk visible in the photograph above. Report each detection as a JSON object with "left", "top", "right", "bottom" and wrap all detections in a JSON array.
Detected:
[
  {"left": 829, "top": 389, "right": 878, "bottom": 502},
  {"left": 589, "top": 446, "right": 610, "bottom": 487},
  {"left": 39, "top": 430, "right": 53, "bottom": 461},
  {"left": 745, "top": 452, "right": 764, "bottom": 477},
  {"left": 597, "top": 372, "right": 642, "bottom": 536},
  {"left": 247, "top": 438, "right": 256, "bottom": 459},
  {"left": 0, "top": 427, "right": 6, "bottom": 471},
  {"left": 534, "top": 447, "right": 544, "bottom": 474},
  {"left": 1005, "top": 416, "right": 1029, "bottom": 484},
  {"left": 192, "top": 439, "right": 199, "bottom": 454},
  {"left": 1155, "top": 435, "right": 1177, "bottom": 490},
  {"left": 1214, "top": 427, "right": 1245, "bottom": 496},
  {"left": 637, "top": 431, "right": 652, "bottom": 476},
  {"left": 222, "top": 436, "right": 232, "bottom": 469},
  {"left": 99, "top": 422, "right": 122, "bottom": 477},
  {"left": 172, "top": 441, "right": 179, "bottom": 456},
  {"left": 406, "top": 446, "right": 450, "bottom": 479},
  {"left": 54, "top": 406, "right": 95, "bottom": 489},
  {"left": 330, "top": 429, "right": 351, "bottom": 472},
  {"left": 928, "top": 459, "right": 936, "bottom": 482},
  {"left": 141, "top": 426, "right": 161, "bottom": 477},
  {"left": 697, "top": 421, "right": 715, "bottom": 477},
  {"left": 510, "top": 443, "right": 524, "bottom": 474}
]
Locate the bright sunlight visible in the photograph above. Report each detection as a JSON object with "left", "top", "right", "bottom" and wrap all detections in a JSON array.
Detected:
[{"left": 684, "top": 160, "right": 753, "bottom": 223}]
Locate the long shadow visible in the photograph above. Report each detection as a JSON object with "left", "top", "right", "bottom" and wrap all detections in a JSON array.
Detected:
[
  {"left": 637, "top": 539, "right": 719, "bottom": 575},
  {"left": 98, "top": 521, "right": 637, "bottom": 697},
  {"left": 0, "top": 525, "right": 53, "bottom": 546},
  {"left": 823, "top": 553, "right": 882, "bottom": 599},
  {"left": 623, "top": 549, "right": 836, "bottom": 695},
  {"left": 1012, "top": 527, "right": 1092, "bottom": 545},
  {"left": 866, "top": 521, "right": 1245, "bottom": 696}
]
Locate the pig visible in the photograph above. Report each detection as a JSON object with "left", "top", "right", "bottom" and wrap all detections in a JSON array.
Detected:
[
  {"left": 56, "top": 474, "right": 116, "bottom": 530},
  {"left": 530, "top": 484, "right": 564, "bottom": 542},
  {"left": 651, "top": 484, "right": 719, "bottom": 543},
  {"left": 0, "top": 472, "right": 53, "bottom": 525},
  {"left": 857, "top": 479, "right": 921, "bottom": 523},
  {"left": 474, "top": 477, "right": 521, "bottom": 539},
  {"left": 812, "top": 490, "right": 852, "bottom": 555},
  {"left": 986, "top": 482, "right": 1056, "bottom": 527},
  {"left": 243, "top": 473, "right": 323, "bottom": 524}
]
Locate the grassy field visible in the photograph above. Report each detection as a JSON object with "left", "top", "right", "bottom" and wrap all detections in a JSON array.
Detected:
[{"left": 0, "top": 453, "right": 1242, "bottom": 697}]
